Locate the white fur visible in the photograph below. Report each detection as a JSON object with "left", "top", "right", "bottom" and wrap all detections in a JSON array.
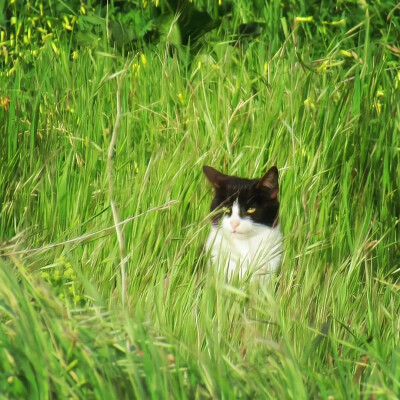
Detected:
[{"left": 205, "top": 200, "right": 282, "bottom": 280}]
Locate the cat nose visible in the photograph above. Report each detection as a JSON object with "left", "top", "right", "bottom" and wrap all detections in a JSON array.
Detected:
[{"left": 230, "top": 220, "right": 240, "bottom": 230}]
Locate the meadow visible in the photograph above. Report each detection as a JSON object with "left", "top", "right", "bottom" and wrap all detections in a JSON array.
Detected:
[{"left": 0, "top": 1, "right": 399, "bottom": 398}]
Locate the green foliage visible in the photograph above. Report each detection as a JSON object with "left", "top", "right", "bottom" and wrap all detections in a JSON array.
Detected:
[
  {"left": 1, "top": 1, "right": 399, "bottom": 76},
  {"left": 0, "top": 0, "right": 399, "bottom": 398}
]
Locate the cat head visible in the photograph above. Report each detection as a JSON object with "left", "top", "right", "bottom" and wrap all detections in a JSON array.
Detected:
[{"left": 203, "top": 165, "right": 279, "bottom": 237}]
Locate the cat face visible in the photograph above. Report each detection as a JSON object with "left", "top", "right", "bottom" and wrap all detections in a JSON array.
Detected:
[{"left": 203, "top": 166, "right": 279, "bottom": 237}]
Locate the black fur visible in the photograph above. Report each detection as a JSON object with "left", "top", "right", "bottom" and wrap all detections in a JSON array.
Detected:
[{"left": 203, "top": 166, "right": 279, "bottom": 227}]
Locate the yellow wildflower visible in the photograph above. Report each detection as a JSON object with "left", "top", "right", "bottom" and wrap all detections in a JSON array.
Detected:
[
  {"left": 295, "top": 16, "right": 313, "bottom": 23},
  {"left": 63, "top": 16, "right": 73, "bottom": 31},
  {"left": 340, "top": 50, "right": 352, "bottom": 58},
  {"left": 375, "top": 101, "right": 382, "bottom": 115},
  {"left": 51, "top": 41, "right": 59, "bottom": 55},
  {"left": 42, "top": 33, "right": 53, "bottom": 42},
  {"left": 132, "top": 62, "right": 140, "bottom": 77},
  {"left": 330, "top": 19, "right": 345, "bottom": 26},
  {"left": 304, "top": 97, "right": 315, "bottom": 111},
  {"left": 177, "top": 93, "right": 185, "bottom": 106},
  {"left": 140, "top": 53, "right": 147, "bottom": 67}
]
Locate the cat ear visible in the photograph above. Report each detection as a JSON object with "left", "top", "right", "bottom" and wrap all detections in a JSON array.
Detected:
[
  {"left": 203, "top": 166, "right": 227, "bottom": 189},
  {"left": 257, "top": 166, "right": 279, "bottom": 199}
]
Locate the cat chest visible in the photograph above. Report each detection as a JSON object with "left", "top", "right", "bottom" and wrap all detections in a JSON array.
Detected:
[{"left": 207, "top": 228, "right": 273, "bottom": 261}]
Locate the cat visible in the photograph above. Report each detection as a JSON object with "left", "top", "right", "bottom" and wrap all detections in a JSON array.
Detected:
[{"left": 203, "top": 165, "right": 282, "bottom": 280}]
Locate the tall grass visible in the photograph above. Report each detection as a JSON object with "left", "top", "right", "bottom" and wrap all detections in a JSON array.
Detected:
[{"left": 0, "top": 4, "right": 399, "bottom": 399}]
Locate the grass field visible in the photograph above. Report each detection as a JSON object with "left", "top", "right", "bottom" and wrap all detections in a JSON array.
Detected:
[{"left": 0, "top": 1, "right": 399, "bottom": 398}]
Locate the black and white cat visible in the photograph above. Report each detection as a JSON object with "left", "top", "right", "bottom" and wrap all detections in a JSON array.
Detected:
[{"left": 203, "top": 165, "right": 282, "bottom": 279}]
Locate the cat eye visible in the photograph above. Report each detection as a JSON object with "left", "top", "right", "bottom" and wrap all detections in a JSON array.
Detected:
[
  {"left": 221, "top": 206, "right": 231, "bottom": 213},
  {"left": 247, "top": 208, "right": 256, "bottom": 214}
]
